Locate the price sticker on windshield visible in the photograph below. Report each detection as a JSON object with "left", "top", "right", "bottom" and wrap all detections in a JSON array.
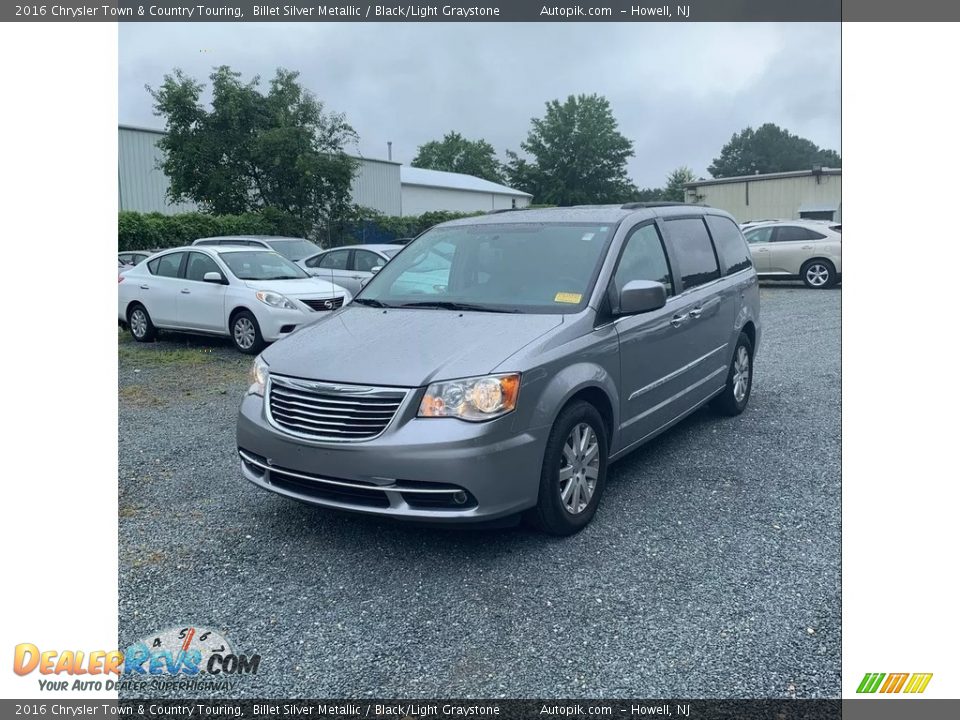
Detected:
[{"left": 554, "top": 292, "right": 582, "bottom": 304}]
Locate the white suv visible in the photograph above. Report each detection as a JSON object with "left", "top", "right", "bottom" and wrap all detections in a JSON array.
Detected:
[{"left": 743, "top": 220, "right": 841, "bottom": 288}]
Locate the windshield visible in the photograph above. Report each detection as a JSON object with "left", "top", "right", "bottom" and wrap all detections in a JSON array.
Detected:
[
  {"left": 220, "top": 251, "right": 309, "bottom": 281},
  {"left": 356, "top": 222, "right": 615, "bottom": 313},
  {"left": 382, "top": 248, "right": 401, "bottom": 258},
  {"left": 268, "top": 238, "right": 322, "bottom": 261}
]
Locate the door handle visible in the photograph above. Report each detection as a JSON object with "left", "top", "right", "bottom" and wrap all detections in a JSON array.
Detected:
[
  {"left": 755, "top": 248, "right": 769, "bottom": 253},
  {"left": 139, "top": 284, "right": 150, "bottom": 290},
  {"left": 180, "top": 289, "right": 191, "bottom": 294},
  {"left": 801, "top": 245, "right": 813, "bottom": 250},
  {"left": 670, "top": 313, "right": 688, "bottom": 328},
  {"left": 688, "top": 307, "right": 703, "bottom": 319}
]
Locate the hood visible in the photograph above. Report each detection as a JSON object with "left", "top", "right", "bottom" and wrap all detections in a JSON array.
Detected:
[
  {"left": 243, "top": 277, "right": 347, "bottom": 298},
  {"left": 261, "top": 306, "right": 563, "bottom": 387}
]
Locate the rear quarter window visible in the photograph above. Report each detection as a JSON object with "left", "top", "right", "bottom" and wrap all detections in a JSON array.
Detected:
[
  {"left": 705, "top": 216, "right": 753, "bottom": 276},
  {"left": 663, "top": 218, "right": 721, "bottom": 291}
]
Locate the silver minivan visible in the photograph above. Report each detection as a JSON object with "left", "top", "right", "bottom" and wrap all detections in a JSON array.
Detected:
[{"left": 237, "top": 204, "right": 760, "bottom": 535}]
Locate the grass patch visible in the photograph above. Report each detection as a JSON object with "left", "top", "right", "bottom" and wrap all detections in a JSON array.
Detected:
[
  {"left": 119, "top": 384, "right": 163, "bottom": 407},
  {"left": 118, "top": 342, "right": 215, "bottom": 367}
]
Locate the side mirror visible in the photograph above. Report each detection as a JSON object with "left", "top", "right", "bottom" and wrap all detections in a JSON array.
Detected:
[
  {"left": 618, "top": 279, "right": 667, "bottom": 315},
  {"left": 203, "top": 271, "right": 225, "bottom": 284},
  {"left": 370, "top": 265, "right": 383, "bottom": 275}
]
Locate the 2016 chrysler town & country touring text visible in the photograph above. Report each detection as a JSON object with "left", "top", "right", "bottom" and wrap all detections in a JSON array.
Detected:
[{"left": 237, "top": 204, "right": 760, "bottom": 535}]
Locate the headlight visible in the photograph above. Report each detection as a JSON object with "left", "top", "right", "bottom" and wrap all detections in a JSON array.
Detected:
[
  {"left": 255, "top": 290, "right": 297, "bottom": 310},
  {"left": 248, "top": 356, "right": 268, "bottom": 396},
  {"left": 418, "top": 373, "right": 520, "bottom": 421}
]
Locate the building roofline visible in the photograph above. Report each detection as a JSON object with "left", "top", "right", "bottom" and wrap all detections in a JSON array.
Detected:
[
  {"left": 118, "top": 123, "right": 401, "bottom": 165},
  {"left": 683, "top": 167, "right": 841, "bottom": 188},
  {"left": 401, "top": 180, "right": 533, "bottom": 198}
]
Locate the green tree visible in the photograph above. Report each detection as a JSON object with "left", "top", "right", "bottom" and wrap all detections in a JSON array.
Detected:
[
  {"left": 412, "top": 131, "right": 505, "bottom": 184},
  {"left": 663, "top": 166, "right": 696, "bottom": 202},
  {"left": 149, "top": 66, "right": 358, "bottom": 237},
  {"left": 708, "top": 123, "right": 841, "bottom": 178},
  {"left": 505, "top": 94, "right": 636, "bottom": 205}
]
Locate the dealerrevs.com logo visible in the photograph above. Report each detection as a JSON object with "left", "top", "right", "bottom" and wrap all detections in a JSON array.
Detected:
[
  {"left": 13, "top": 626, "right": 261, "bottom": 692},
  {"left": 856, "top": 672, "right": 933, "bottom": 694}
]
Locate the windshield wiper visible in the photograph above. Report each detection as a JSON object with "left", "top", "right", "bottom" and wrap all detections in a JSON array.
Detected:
[
  {"left": 352, "top": 298, "right": 392, "bottom": 308},
  {"left": 397, "top": 301, "right": 518, "bottom": 313}
]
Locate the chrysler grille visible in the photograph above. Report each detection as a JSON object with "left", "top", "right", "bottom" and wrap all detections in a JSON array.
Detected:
[{"left": 267, "top": 375, "right": 405, "bottom": 441}]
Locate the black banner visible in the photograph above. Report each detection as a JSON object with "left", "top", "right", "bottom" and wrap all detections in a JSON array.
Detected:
[
  {"left": 6, "top": 0, "right": 960, "bottom": 23},
  {"left": 1, "top": 699, "right": 845, "bottom": 719}
]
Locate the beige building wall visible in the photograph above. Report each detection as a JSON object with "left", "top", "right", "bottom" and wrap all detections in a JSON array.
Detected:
[{"left": 685, "top": 171, "right": 841, "bottom": 223}]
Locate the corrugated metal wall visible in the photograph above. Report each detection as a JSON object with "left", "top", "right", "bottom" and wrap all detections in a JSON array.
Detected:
[
  {"left": 685, "top": 173, "right": 842, "bottom": 223},
  {"left": 401, "top": 186, "right": 531, "bottom": 216},
  {"left": 351, "top": 159, "right": 402, "bottom": 216},
  {"left": 119, "top": 126, "right": 401, "bottom": 216},
  {"left": 118, "top": 126, "right": 198, "bottom": 214}
]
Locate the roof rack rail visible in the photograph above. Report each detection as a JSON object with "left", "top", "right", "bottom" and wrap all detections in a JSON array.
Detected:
[{"left": 620, "top": 201, "right": 701, "bottom": 209}]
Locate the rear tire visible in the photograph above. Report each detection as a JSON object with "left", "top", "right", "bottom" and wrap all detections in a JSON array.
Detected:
[
  {"left": 801, "top": 259, "right": 836, "bottom": 289},
  {"left": 712, "top": 332, "right": 753, "bottom": 416},
  {"left": 231, "top": 310, "right": 265, "bottom": 355},
  {"left": 127, "top": 303, "right": 157, "bottom": 343},
  {"left": 527, "top": 401, "right": 609, "bottom": 536}
]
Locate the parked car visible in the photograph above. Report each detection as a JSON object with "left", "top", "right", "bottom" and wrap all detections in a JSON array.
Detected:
[
  {"left": 742, "top": 220, "right": 842, "bottom": 288},
  {"left": 192, "top": 236, "right": 322, "bottom": 263},
  {"left": 118, "top": 251, "right": 152, "bottom": 269},
  {"left": 237, "top": 204, "right": 760, "bottom": 534},
  {"left": 119, "top": 246, "right": 352, "bottom": 354},
  {"left": 299, "top": 244, "right": 404, "bottom": 295}
]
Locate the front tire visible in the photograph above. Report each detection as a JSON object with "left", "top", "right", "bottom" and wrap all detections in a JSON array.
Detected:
[
  {"left": 712, "top": 332, "right": 753, "bottom": 416},
  {"left": 127, "top": 303, "right": 157, "bottom": 343},
  {"left": 231, "top": 310, "right": 265, "bottom": 355},
  {"left": 801, "top": 259, "right": 836, "bottom": 289},
  {"left": 528, "top": 401, "right": 609, "bottom": 536}
]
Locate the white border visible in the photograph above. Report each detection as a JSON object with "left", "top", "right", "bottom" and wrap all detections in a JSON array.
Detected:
[
  {"left": 0, "top": 22, "right": 119, "bottom": 699},
  {"left": 842, "top": 22, "right": 960, "bottom": 699}
]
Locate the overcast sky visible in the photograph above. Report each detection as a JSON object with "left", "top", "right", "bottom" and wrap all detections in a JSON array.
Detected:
[{"left": 119, "top": 23, "right": 840, "bottom": 188}]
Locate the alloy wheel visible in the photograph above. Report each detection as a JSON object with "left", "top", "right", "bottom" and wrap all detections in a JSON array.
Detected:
[
  {"left": 130, "top": 309, "right": 147, "bottom": 338},
  {"left": 806, "top": 263, "right": 830, "bottom": 287},
  {"left": 733, "top": 346, "right": 751, "bottom": 403},
  {"left": 234, "top": 317, "right": 256, "bottom": 350},
  {"left": 559, "top": 423, "right": 600, "bottom": 515}
]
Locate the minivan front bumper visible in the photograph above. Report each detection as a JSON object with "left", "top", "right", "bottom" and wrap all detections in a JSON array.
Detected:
[{"left": 236, "top": 392, "right": 548, "bottom": 522}]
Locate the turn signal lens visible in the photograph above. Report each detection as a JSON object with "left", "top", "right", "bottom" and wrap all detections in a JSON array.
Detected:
[{"left": 419, "top": 373, "right": 520, "bottom": 421}]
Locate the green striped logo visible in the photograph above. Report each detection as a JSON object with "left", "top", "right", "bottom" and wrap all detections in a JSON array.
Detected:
[{"left": 857, "top": 672, "right": 932, "bottom": 694}]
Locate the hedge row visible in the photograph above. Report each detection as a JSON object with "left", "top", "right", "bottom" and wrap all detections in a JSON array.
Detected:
[{"left": 118, "top": 209, "right": 486, "bottom": 252}]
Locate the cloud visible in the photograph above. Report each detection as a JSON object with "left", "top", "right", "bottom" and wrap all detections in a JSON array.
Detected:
[{"left": 119, "top": 22, "right": 840, "bottom": 187}]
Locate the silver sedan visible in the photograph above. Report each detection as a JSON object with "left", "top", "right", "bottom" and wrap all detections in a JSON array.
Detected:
[{"left": 298, "top": 244, "right": 403, "bottom": 295}]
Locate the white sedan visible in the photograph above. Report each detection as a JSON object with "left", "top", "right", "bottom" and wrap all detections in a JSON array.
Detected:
[{"left": 118, "top": 246, "right": 352, "bottom": 354}]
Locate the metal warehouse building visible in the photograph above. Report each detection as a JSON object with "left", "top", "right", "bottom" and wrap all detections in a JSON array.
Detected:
[
  {"left": 119, "top": 124, "right": 402, "bottom": 216},
  {"left": 400, "top": 166, "right": 532, "bottom": 215},
  {"left": 683, "top": 167, "right": 841, "bottom": 223},
  {"left": 119, "top": 125, "right": 531, "bottom": 218}
]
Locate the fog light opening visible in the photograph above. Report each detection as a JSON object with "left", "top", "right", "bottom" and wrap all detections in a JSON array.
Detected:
[{"left": 453, "top": 491, "right": 468, "bottom": 505}]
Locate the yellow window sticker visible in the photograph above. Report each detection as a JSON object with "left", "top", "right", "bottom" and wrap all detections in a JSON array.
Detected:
[{"left": 554, "top": 292, "right": 582, "bottom": 304}]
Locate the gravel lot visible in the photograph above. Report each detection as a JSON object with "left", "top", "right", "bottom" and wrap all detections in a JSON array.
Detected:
[{"left": 118, "top": 283, "right": 840, "bottom": 699}]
